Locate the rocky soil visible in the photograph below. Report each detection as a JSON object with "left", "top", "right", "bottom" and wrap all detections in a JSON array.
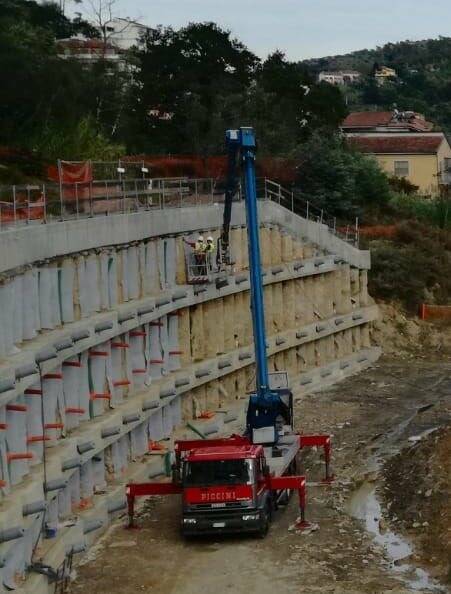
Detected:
[
  {"left": 383, "top": 427, "right": 451, "bottom": 583},
  {"left": 70, "top": 354, "right": 451, "bottom": 594}
]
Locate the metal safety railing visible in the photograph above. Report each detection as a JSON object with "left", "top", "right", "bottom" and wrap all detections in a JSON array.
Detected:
[
  {"left": 0, "top": 176, "right": 359, "bottom": 245},
  {"left": 0, "top": 177, "right": 217, "bottom": 229},
  {"left": 257, "top": 178, "right": 359, "bottom": 246}
]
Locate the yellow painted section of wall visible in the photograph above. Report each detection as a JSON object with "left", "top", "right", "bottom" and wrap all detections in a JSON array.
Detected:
[{"left": 375, "top": 154, "right": 438, "bottom": 195}]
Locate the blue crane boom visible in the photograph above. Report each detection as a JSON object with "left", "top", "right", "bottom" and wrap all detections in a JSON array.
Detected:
[{"left": 225, "top": 128, "right": 292, "bottom": 444}]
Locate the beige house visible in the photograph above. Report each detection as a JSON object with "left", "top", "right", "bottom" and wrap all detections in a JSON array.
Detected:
[
  {"left": 349, "top": 134, "right": 451, "bottom": 195},
  {"left": 375, "top": 66, "right": 397, "bottom": 85}
]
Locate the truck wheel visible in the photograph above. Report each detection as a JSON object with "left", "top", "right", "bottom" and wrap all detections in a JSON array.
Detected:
[{"left": 257, "top": 504, "right": 271, "bottom": 539}]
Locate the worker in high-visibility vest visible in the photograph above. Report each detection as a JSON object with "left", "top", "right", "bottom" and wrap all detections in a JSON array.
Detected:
[
  {"left": 205, "top": 236, "right": 215, "bottom": 254},
  {"left": 184, "top": 235, "right": 207, "bottom": 275},
  {"left": 195, "top": 236, "right": 206, "bottom": 253},
  {"left": 204, "top": 236, "right": 215, "bottom": 269}
]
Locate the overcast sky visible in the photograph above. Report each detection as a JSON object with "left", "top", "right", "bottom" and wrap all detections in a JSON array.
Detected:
[{"left": 101, "top": 0, "right": 451, "bottom": 60}]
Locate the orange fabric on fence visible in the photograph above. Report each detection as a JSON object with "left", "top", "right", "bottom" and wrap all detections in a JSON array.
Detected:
[
  {"left": 122, "top": 155, "right": 297, "bottom": 185},
  {"left": 420, "top": 304, "right": 451, "bottom": 321},
  {"left": 358, "top": 225, "right": 398, "bottom": 239},
  {"left": 58, "top": 161, "right": 93, "bottom": 184},
  {"left": 1, "top": 204, "right": 44, "bottom": 222}
]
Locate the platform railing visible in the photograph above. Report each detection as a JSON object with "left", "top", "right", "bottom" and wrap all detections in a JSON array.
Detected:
[
  {"left": 257, "top": 178, "right": 359, "bottom": 246},
  {"left": 0, "top": 176, "right": 358, "bottom": 245}
]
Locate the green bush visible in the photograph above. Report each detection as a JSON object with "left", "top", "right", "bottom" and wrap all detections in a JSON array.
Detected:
[
  {"left": 389, "top": 193, "right": 451, "bottom": 229},
  {"left": 367, "top": 221, "right": 451, "bottom": 311},
  {"left": 292, "top": 131, "right": 392, "bottom": 219}
]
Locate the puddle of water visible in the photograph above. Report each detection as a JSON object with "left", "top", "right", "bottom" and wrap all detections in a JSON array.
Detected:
[
  {"left": 347, "top": 481, "right": 445, "bottom": 592},
  {"left": 408, "top": 427, "right": 439, "bottom": 443}
]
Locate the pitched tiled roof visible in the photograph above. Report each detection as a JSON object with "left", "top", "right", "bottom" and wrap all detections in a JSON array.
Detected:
[
  {"left": 342, "top": 111, "right": 433, "bottom": 132},
  {"left": 349, "top": 135, "right": 444, "bottom": 154},
  {"left": 342, "top": 112, "right": 394, "bottom": 128}
]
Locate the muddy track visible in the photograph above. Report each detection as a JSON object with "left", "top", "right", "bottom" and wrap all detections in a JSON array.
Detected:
[{"left": 70, "top": 356, "right": 451, "bottom": 594}]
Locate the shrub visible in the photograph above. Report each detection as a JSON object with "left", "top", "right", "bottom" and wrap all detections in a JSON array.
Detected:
[
  {"left": 292, "top": 131, "right": 392, "bottom": 219},
  {"left": 368, "top": 220, "right": 451, "bottom": 311}
]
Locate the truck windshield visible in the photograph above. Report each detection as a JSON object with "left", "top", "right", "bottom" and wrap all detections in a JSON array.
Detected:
[{"left": 184, "top": 459, "right": 253, "bottom": 487}]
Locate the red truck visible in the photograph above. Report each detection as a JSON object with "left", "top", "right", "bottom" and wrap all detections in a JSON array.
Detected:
[{"left": 126, "top": 434, "right": 331, "bottom": 537}]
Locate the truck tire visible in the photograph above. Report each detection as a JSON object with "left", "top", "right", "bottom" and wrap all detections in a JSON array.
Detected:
[{"left": 257, "top": 503, "right": 271, "bottom": 538}]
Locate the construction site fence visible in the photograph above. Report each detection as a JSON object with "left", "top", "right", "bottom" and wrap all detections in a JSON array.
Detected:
[
  {"left": 419, "top": 304, "right": 451, "bottom": 321},
  {"left": 0, "top": 177, "right": 359, "bottom": 245}
]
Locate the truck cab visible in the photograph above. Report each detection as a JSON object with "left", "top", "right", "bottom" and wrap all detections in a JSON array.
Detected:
[{"left": 181, "top": 444, "right": 272, "bottom": 537}]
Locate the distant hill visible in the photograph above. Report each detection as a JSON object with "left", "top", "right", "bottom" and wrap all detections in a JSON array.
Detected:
[{"left": 303, "top": 37, "right": 451, "bottom": 135}]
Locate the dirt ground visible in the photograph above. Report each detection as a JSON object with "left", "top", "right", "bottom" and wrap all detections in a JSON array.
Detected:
[
  {"left": 383, "top": 426, "right": 451, "bottom": 583},
  {"left": 70, "top": 352, "right": 451, "bottom": 594}
]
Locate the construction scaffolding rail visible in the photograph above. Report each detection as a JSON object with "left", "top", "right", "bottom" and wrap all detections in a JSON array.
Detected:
[{"left": 0, "top": 176, "right": 359, "bottom": 246}]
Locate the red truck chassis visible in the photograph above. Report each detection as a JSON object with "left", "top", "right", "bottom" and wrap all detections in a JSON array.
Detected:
[{"left": 126, "top": 433, "right": 332, "bottom": 532}]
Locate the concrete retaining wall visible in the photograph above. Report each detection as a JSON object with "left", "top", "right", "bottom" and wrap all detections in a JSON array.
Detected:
[{"left": 0, "top": 202, "right": 378, "bottom": 593}]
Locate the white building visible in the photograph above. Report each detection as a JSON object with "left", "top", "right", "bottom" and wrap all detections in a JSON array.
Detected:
[
  {"left": 56, "top": 36, "right": 127, "bottom": 71},
  {"left": 318, "top": 70, "right": 361, "bottom": 86},
  {"left": 102, "top": 17, "right": 149, "bottom": 50}
]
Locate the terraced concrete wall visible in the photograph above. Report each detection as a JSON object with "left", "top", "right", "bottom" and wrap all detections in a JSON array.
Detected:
[{"left": 0, "top": 202, "right": 378, "bottom": 593}]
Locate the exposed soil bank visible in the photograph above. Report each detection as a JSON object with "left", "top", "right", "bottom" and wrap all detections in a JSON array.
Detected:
[{"left": 383, "top": 427, "right": 451, "bottom": 585}]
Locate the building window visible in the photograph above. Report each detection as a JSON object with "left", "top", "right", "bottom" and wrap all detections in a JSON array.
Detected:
[{"left": 394, "top": 160, "right": 409, "bottom": 177}]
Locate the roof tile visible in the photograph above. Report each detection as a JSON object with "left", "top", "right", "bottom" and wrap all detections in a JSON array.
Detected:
[{"left": 349, "top": 135, "right": 444, "bottom": 154}]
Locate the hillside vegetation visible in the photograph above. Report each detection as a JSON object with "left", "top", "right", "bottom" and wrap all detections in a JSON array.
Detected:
[
  {"left": 1, "top": 2, "right": 449, "bottom": 313},
  {"left": 304, "top": 37, "right": 451, "bottom": 135},
  {"left": 0, "top": 0, "right": 346, "bottom": 168}
]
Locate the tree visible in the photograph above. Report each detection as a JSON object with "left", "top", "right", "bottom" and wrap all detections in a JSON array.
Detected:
[
  {"left": 292, "top": 131, "right": 391, "bottom": 219},
  {"left": 132, "top": 22, "right": 259, "bottom": 154},
  {"left": 80, "top": 0, "right": 140, "bottom": 52},
  {"left": 0, "top": 0, "right": 129, "bottom": 160}
]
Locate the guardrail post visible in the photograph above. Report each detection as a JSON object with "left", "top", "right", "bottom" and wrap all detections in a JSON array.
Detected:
[
  {"left": 135, "top": 179, "right": 139, "bottom": 210},
  {"left": 75, "top": 183, "right": 79, "bottom": 219},
  {"left": 194, "top": 179, "right": 198, "bottom": 205},
  {"left": 90, "top": 180, "right": 94, "bottom": 217},
  {"left": 291, "top": 191, "right": 294, "bottom": 212},
  {"left": 320, "top": 209, "right": 324, "bottom": 224},
  {"left": 105, "top": 181, "right": 109, "bottom": 215},
  {"left": 27, "top": 186, "right": 30, "bottom": 224},
  {"left": 210, "top": 178, "right": 214, "bottom": 204},
  {"left": 306, "top": 201, "right": 309, "bottom": 221},
  {"left": 333, "top": 217, "right": 336, "bottom": 234},
  {"left": 43, "top": 184, "right": 47, "bottom": 223},
  {"left": 60, "top": 184, "right": 64, "bottom": 220},
  {"left": 278, "top": 184, "right": 281, "bottom": 205},
  {"left": 13, "top": 185, "right": 17, "bottom": 226}
]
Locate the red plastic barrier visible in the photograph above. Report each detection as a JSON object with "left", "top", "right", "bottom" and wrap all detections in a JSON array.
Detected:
[{"left": 420, "top": 304, "right": 451, "bottom": 321}]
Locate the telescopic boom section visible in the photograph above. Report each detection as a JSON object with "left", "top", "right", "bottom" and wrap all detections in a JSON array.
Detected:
[
  {"left": 220, "top": 131, "right": 240, "bottom": 265},
  {"left": 226, "top": 129, "right": 293, "bottom": 444},
  {"left": 226, "top": 128, "right": 270, "bottom": 398},
  {"left": 241, "top": 129, "right": 270, "bottom": 397}
]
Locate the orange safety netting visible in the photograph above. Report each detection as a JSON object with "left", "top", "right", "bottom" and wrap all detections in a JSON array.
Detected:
[
  {"left": 358, "top": 225, "right": 399, "bottom": 239},
  {"left": 58, "top": 161, "right": 93, "bottom": 184},
  {"left": 420, "top": 304, "right": 451, "bottom": 321},
  {"left": 46, "top": 161, "right": 94, "bottom": 204},
  {"left": 123, "top": 155, "right": 297, "bottom": 185},
  {"left": 0, "top": 204, "right": 45, "bottom": 222}
]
